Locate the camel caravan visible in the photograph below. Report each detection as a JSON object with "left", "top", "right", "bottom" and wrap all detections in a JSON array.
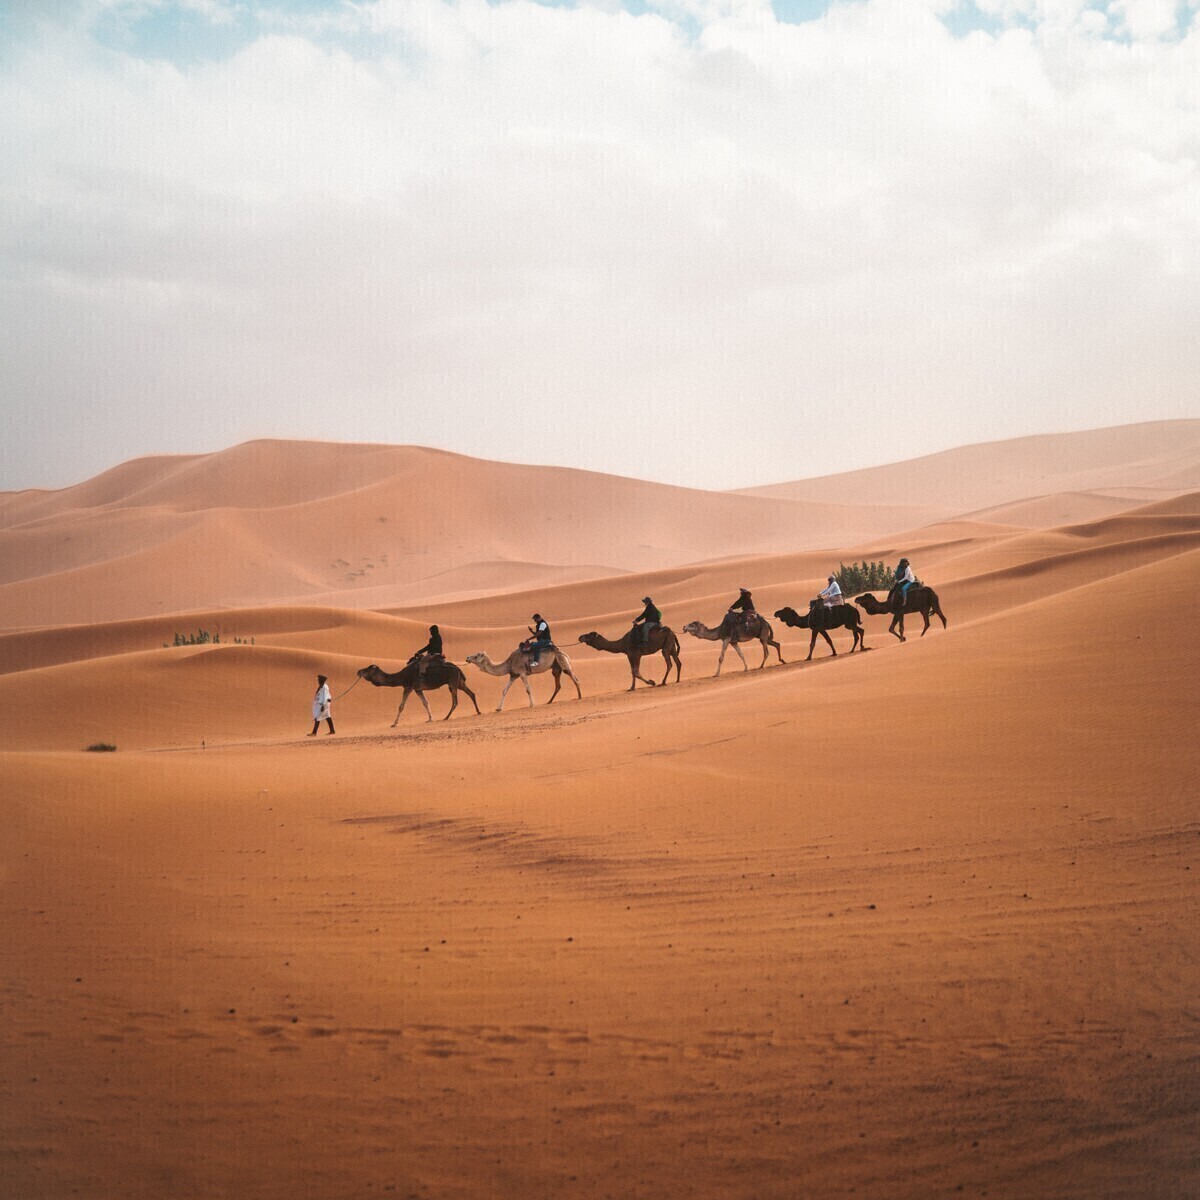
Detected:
[{"left": 350, "top": 560, "right": 947, "bottom": 724}]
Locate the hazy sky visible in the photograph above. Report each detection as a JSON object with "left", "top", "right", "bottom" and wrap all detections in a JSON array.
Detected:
[{"left": 2, "top": 0, "right": 1198, "bottom": 492}]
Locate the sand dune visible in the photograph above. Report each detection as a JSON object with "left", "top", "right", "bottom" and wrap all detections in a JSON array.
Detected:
[
  {"left": 737, "top": 418, "right": 1200, "bottom": 511},
  {"left": 0, "top": 440, "right": 958, "bottom": 627},
  {"left": 1, "top": 436, "right": 1197, "bottom": 1199},
  {"left": 4, "top": 423, "right": 1196, "bottom": 628}
]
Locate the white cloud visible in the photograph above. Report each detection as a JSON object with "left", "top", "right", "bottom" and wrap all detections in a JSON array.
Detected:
[{"left": 1, "top": 0, "right": 1198, "bottom": 490}]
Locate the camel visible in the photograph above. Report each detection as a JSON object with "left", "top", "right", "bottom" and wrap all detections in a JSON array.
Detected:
[
  {"left": 579, "top": 625, "right": 682, "bottom": 690},
  {"left": 682, "top": 612, "right": 784, "bottom": 677},
  {"left": 465, "top": 645, "right": 582, "bottom": 711},
  {"left": 855, "top": 587, "right": 947, "bottom": 642},
  {"left": 775, "top": 603, "right": 865, "bottom": 660},
  {"left": 357, "top": 661, "right": 481, "bottom": 724}
]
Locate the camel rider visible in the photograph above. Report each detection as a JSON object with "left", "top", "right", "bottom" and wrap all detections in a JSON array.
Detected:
[
  {"left": 409, "top": 624, "right": 444, "bottom": 681},
  {"left": 729, "top": 588, "right": 756, "bottom": 615},
  {"left": 632, "top": 596, "right": 661, "bottom": 647},
  {"left": 727, "top": 587, "right": 756, "bottom": 630},
  {"left": 525, "top": 613, "right": 552, "bottom": 662},
  {"left": 891, "top": 559, "right": 917, "bottom": 609},
  {"left": 818, "top": 575, "right": 842, "bottom": 608}
]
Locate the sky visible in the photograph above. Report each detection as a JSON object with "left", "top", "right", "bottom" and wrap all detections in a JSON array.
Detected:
[{"left": 1, "top": 0, "right": 1198, "bottom": 492}]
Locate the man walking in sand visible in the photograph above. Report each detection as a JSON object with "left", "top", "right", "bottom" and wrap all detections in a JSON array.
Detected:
[{"left": 309, "top": 674, "right": 335, "bottom": 736}]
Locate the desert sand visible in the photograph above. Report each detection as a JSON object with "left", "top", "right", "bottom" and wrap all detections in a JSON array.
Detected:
[{"left": 1, "top": 422, "right": 1198, "bottom": 1199}]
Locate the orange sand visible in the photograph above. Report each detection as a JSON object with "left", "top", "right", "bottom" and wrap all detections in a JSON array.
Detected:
[{"left": 1, "top": 426, "right": 1197, "bottom": 1199}]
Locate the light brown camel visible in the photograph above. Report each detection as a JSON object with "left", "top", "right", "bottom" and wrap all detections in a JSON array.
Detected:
[
  {"left": 855, "top": 587, "right": 947, "bottom": 642},
  {"left": 357, "top": 661, "right": 481, "bottom": 724},
  {"left": 682, "top": 613, "right": 785, "bottom": 676},
  {"left": 578, "top": 625, "right": 682, "bottom": 690},
  {"left": 465, "top": 645, "right": 582, "bottom": 711}
]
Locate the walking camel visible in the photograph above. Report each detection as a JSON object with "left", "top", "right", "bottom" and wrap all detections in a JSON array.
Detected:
[
  {"left": 855, "top": 587, "right": 947, "bottom": 642},
  {"left": 465, "top": 646, "right": 583, "bottom": 711},
  {"left": 774, "top": 603, "right": 865, "bottom": 660},
  {"left": 682, "top": 613, "right": 785, "bottom": 677},
  {"left": 578, "top": 625, "right": 682, "bottom": 690},
  {"left": 356, "top": 661, "right": 481, "bottom": 724}
]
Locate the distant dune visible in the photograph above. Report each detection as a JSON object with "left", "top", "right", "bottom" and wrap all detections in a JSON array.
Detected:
[
  {"left": 3, "top": 421, "right": 1199, "bottom": 629},
  {"left": 734, "top": 419, "right": 1200, "bottom": 511}
]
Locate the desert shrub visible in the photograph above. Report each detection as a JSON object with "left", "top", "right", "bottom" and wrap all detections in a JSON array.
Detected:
[
  {"left": 170, "top": 629, "right": 252, "bottom": 646},
  {"left": 173, "top": 629, "right": 213, "bottom": 646},
  {"left": 86, "top": 743, "right": 117, "bottom": 752},
  {"left": 834, "top": 560, "right": 895, "bottom": 595}
]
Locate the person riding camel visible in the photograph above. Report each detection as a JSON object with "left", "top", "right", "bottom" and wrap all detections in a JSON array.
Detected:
[
  {"left": 409, "top": 624, "right": 444, "bottom": 682},
  {"left": 523, "top": 613, "right": 552, "bottom": 663},
  {"left": 632, "top": 596, "right": 661, "bottom": 647},
  {"left": 817, "top": 574, "right": 842, "bottom": 608},
  {"left": 890, "top": 559, "right": 917, "bottom": 611},
  {"left": 727, "top": 587, "right": 757, "bottom": 633}
]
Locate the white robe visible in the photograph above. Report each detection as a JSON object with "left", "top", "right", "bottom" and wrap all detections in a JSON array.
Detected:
[{"left": 312, "top": 683, "right": 331, "bottom": 720}]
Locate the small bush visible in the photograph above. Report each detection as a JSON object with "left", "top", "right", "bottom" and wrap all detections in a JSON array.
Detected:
[
  {"left": 834, "top": 560, "right": 896, "bottom": 595},
  {"left": 86, "top": 743, "right": 117, "bottom": 753},
  {"left": 169, "top": 629, "right": 253, "bottom": 646}
]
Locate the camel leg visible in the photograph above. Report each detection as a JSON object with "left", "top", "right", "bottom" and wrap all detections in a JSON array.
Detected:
[
  {"left": 659, "top": 650, "right": 672, "bottom": 686},
  {"left": 416, "top": 689, "right": 433, "bottom": 722},
  {"left": 391, "top": 686, "right": 412, "bottom": 727},
  {"left": 822, "top": 630, "right": 836, "bottom": 657},
  {"left": 732, "top": 640, "right": 749, "bottom": 672},
  {"left": 888, "top": 614, "right": 904, "bottom": 642},
  {"left": 462, "top": 683, "right": 481, "bottom": 715},
  {"left": 919, "top": 608, "right": 932, "bottom": 637},
  {"left": 559, "top": 662, "right": 583, "bottom": 700},
  {"left": 714, "top": 639, "right": 730, "bottom": 677},
  {"left": 524, "top": 672, "right": 537, "bottom": 707},
  {"left": 629, "top": 652, "right": 655, "bottom": 690},
  {"left": 443, "top": 686, "right": 458, "bottom": 720},
  {"left": 497, "top": 674, "right": 517, "bottom": 712}
]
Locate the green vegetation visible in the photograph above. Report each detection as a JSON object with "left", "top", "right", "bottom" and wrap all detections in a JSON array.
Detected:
[
  {"left": 85, "top": 743, "right": 117, "bottom": 753},
  {"left": 165, "top": 630, "right": 254, "bottom": 647},
  {"left": 834, "top": 560, "right": 895, "bottom": 595}
]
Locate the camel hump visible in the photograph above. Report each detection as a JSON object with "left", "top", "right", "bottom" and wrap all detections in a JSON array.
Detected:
[{"left": 726, "top": 611, "right": 762, "bottom": 638}]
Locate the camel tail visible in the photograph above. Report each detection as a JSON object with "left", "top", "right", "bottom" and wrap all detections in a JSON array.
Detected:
[{"left": 931, "top": 590, "right": 948, "bottom": 628}]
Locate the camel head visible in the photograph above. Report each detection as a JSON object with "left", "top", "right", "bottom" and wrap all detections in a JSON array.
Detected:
[
  {"left": 357, "top": 664, "right": 378, "bottom": 680},
  {"left": 578, "top": 632, "right": 600, "bottom": 648},
  {"left": 774, "top": 607, "right": 802, "bottom": 627},
  {"left": 464, "top": 652, "right": 485, "bottom": 667},
  {"left": 682, "top": 621, "right": 705, "bottom": 638}
]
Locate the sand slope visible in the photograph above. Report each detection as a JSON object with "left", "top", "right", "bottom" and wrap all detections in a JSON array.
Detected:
[{"left": 1, "top": 442, "right": 1197, "bottom": 1200}]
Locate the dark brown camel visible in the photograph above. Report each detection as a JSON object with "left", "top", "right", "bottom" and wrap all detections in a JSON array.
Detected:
[
  {"left": 357, "top": 661, "right": 481, "bottom": 724},
  {"left": 775, "top": 603, "right": 865, "bottom": 659},
  {"left": 579, "top": 625, "right": 682, "bottom": 690},
  {"left": 855, "top": 588, "right": 947, "bottom": 642}
]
